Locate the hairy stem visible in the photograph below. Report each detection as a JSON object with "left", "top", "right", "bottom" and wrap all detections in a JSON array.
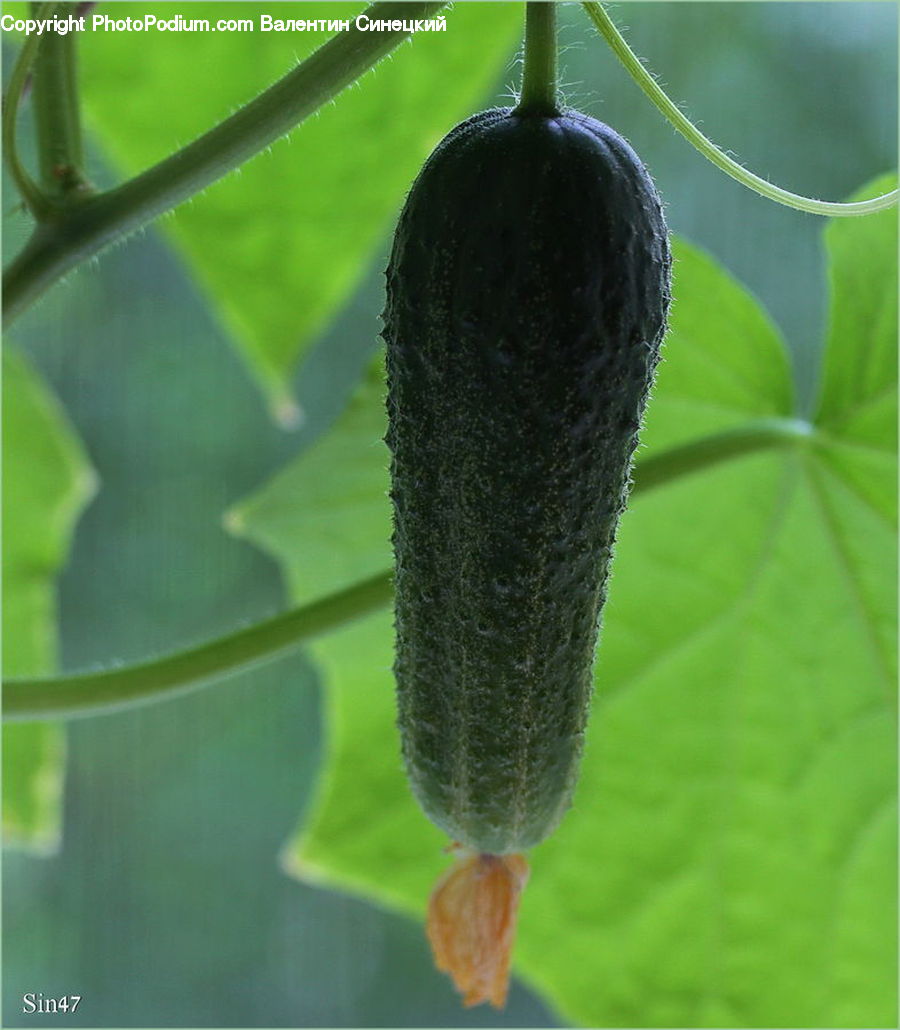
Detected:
[
  {"left": 2, "top": 0, "right": 447, "bottom": 326},
  {"left": 517, "top": 2, "right": 558, "bottom": 115},
  {"left": 582, "top": 1, "right": 898, "bottom": 217},
  {"left": 30, "top": 1, "right": 88, "bottom": 198},
  {"left": 4, "top": 418, "right": 813, "bottom": 723}
]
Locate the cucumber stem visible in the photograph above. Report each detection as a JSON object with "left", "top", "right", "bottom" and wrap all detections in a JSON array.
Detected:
[
  {"left": 517, "top": 2, "right": 559, "bottom": 116},
  {"left": 30, "top": 1, "right": 89, "bottom": 201},
  {"left": 3, "top": 571, "right": 394, "bottom": 722}
]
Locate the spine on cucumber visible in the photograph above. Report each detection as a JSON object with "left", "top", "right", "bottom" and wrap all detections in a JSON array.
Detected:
[{"left": 384, "top": 106, "right": 670, "bottom": 856}]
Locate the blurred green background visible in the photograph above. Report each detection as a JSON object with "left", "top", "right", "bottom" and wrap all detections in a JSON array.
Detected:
[{"left": 2, "top": 3, "right": 897, "bottom": 1027}]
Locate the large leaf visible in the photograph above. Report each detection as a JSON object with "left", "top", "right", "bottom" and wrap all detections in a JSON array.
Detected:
[
  {"left": 234, "top": 184, "right": 897, "bottom": 1027},
  {"left": 2, "top": 349, "right": 96, "bottom": 850},
  {"left": 813, "top": 178, "right": 898, "bottom": 527},
  {"left": 73, "top": 2, "right": 521, "bottom": 415},
  {"left": 227, "top": 358, "right": 390, "bottom": 602}
]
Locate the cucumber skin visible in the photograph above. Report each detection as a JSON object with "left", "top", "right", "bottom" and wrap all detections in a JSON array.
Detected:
[{"left": 384, "top": 108, "right": 670, "bottom": 855}]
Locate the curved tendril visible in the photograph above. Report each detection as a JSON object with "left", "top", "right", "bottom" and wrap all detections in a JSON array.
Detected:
[{"left": 582, "top": 2, "right": 898, "bottom": 217}]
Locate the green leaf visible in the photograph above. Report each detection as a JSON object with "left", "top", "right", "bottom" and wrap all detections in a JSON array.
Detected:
[
  {"left": 76, "top": 3, "right": 521, "bottom": 416},
  {"left": 235, "top": 199, "right": 896, "bottom": 1026},
  {"left": 641, "top": 241, "right": 794, "bottom": 451},
  {"left": 816, "top": 175, "right": 898, "bottom": 438},
  {"left": 813, "top": 174, "right": 898, "bottom": 527},
  {"left": 2, "top": 348, "right": 96, "bottom": 850},
  {"left": 226, "top": 359, "right": 390, "bottom": 603}
]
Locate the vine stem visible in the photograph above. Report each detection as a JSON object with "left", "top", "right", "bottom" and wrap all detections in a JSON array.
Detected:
[
  {"left": 582, "top": 1, "right": 898, "bottom": 217},
  {"left": 30, "top": 0, "right": 88, "bottom": 199},
  {"left": 2, "top": 16, "right": 53, "bottom": 217},
  {"left": 517, "top": 2, "right": 559, "bottom": 115},
  {"left": 3, "top": 571, "right": 395, "bottom": 722},
  {"left": 2, "top": 0, "right": 447, "bottom": 326},
  {"left": 3, "top": 417, "right": 814, "bottom": 723}
]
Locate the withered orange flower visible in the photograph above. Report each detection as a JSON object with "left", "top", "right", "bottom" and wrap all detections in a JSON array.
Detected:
[{"left": 426, "top": 847, "right": 530, "bottom": 1008}]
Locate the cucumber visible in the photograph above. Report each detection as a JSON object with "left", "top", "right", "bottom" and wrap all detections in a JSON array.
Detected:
[{"left": 384, "top": 106, "right": 670, "bottom": 856}]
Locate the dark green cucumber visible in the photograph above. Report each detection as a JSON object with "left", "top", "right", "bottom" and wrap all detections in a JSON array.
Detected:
[{"left": 384, "top": 107, "right": 670, "bottom": 855}]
